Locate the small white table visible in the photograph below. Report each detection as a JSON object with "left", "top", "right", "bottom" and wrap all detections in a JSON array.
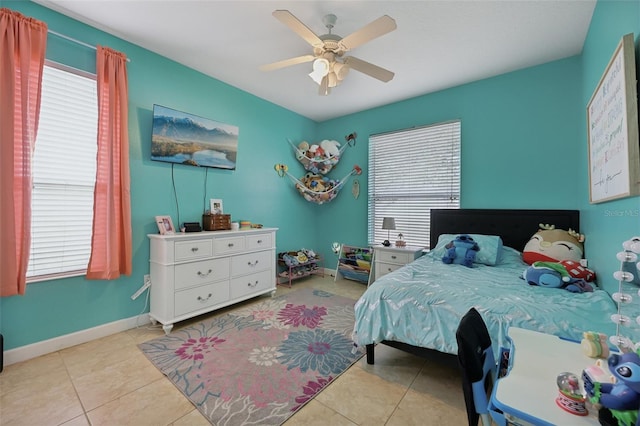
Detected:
[
  {"left": 491, "top": 328, "right": 602, "bottom": 425},
  {"left": 372, "top": 245, "right": 424, "bottom": 283}
]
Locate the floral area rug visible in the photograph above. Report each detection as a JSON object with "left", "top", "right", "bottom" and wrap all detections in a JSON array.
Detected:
[{"left": 139, "top": 288, "right": 364, "bottom": 425}]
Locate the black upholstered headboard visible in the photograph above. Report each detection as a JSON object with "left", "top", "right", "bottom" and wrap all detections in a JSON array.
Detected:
[{"left": 429, "top": 209, "right": 580, "bottom": 251}]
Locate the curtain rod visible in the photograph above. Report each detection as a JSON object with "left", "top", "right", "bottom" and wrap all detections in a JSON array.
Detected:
[{"left": 48, "top": 29, "right": 131, "bottom": 62}]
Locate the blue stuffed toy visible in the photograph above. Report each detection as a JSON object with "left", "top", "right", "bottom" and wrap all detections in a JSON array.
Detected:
[
  {"left": 523, "top": 261, "right": 594, "bottom": 293},
  {"left": 442, "top": 234, "right": 479, "bottom": 268},
  {"left": 584, "top": 351, "right": 640, "bottom": 426}
]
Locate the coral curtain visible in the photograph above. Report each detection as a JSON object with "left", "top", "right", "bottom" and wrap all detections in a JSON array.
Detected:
[
  {"left": 86, "top": 46, "right": 132, "bottom": 279},
  {"left": 0, "top": 9, "right": 47, "bottom": 296}
]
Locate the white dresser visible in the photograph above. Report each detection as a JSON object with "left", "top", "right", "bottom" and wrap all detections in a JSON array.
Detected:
[{"left": 148, "top": 228, "right": 277, "bottom": 333}]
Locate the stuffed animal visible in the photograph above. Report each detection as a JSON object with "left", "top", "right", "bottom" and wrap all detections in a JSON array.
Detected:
[
  {"left": 442, "top": 234, "right": 479, "bottom": 268},
  {"left": 320, "top": 139, "right": 341, "bottom": 158},
  {"left": 560, "top": 259, "right": 596, "bottom": 282},
  {"left": 523, "top": 261, "right": 594, "bottom": 293},
  {"left": 585, "top": 351, "right": 640, "bottom": 426},
  {"left": 522, "top": 224, "right": 585, "bottom": 265}
]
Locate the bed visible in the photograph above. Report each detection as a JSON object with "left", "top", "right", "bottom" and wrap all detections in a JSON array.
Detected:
[{"left": 354, "top": 209, "right": 626, "bottom": 364}]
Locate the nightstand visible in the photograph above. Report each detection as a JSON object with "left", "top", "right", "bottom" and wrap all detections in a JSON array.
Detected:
[{"left": 373, "top": 245, "right": 424, "bottom": 283}]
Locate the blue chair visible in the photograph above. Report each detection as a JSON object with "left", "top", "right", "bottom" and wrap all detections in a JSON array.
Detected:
[{"left": 456, "top": 308, "right": 504, "bottom": 426}]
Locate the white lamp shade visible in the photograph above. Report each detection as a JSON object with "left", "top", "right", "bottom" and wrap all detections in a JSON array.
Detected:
[{"left": 382, "top": 217, "right": 396, "bottom": 230}]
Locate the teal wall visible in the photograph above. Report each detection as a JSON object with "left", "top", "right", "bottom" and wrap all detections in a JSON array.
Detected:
[
  {"left": 2, "top": 0, "right": 639, "bottom": 351},
  {"left": 1, "top": 1, "right": 318, "bottom": 350},
  {"left": 579, "top": 0, "right": 640, "bottom": 294},
  {"left": 315, "top": 57, "right": 584, "bottom": 264}
]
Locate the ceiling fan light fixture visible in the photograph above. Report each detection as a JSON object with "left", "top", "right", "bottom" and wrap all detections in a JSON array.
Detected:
[
  {"left": 327, "top": 71, "right": 338, "bottom": 88},
  {"left": 308, "top": 58, "right": 330, "bottom": 84},
  {"left": 333, "top": 62, "right": 349, "bottom": 80}
]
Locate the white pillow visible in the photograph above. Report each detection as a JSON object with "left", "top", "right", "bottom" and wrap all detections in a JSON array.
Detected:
[{"left": 431, "top": 233, "right": 504, "bottom": 266}]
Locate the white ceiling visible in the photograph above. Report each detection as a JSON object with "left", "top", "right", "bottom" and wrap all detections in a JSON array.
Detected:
[{"left": 34, "top": 0, "right": 596, "bottom": 122}]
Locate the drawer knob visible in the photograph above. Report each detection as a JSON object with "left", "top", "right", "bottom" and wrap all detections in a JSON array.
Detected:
[
  {"left": 228, "top": 243, "right": 234, "bottom": 247},
  {"left": 247, "top": 260, "right": 259, "bottom": 267},
  {"left": 191, "top": 247, "right": 199, "bottom": 252},
  {"left": 257, "top": 239, "right": 262, "bottom": 244},
  {"left": 391, "top": 255, "right": 397, "bottom": 259},
  {"left": 247, "top": 280, "right": 258, "bottom": 288},
  {"left": 197, "top": 269, "right": 213, "bottom": 277},
  {"left": 197, "top": 293, "right": 213, "bottom": 302}
]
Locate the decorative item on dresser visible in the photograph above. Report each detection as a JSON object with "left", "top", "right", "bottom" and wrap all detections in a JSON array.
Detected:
[
  {"left": 373, "top": 244, "right": 424, "bottom": 283},
  {"left": 148, "top": 228, "right": 278, "bottom": 334}
]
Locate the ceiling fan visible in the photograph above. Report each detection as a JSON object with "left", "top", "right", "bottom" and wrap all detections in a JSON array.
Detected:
[{"left": 259, "top": 10, "right": 397, "bottom": 95}]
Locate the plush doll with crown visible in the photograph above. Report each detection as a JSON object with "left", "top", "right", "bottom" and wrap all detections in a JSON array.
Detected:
[{"left": 523, "top": 224, "right": 586, "bottom": 264}]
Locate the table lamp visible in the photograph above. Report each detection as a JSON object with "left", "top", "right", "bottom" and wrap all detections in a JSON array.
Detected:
[{"left": 382, "top": 217, "right": 396, "bottom": 247}]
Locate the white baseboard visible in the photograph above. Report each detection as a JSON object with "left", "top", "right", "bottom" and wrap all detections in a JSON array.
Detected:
[{"left": 3, "top": 314, "right": 150, "bottom": 366}]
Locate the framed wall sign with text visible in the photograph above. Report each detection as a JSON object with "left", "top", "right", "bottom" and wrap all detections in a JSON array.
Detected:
[{"left": 587, "top": 33, "right": 640, "bottom": 204}]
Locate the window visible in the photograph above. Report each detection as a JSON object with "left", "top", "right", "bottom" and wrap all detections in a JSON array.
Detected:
[
  {"left": 27, "top": 61, "right": 98, "bottom": 281},
  {"left": 368, "top": 120, "right": 461, "bottom": 248}
]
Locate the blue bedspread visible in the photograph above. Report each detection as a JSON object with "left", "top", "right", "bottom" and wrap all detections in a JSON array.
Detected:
[{"left": 353, "top": 248, "right": 631, "bottom": 355}]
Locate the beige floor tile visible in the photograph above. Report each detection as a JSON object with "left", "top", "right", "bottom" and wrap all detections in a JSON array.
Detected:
[
  {"left": 0, "top": 368, "right": 83, "bottom": 426},
  {"left": 386, "top": 388, "right": 467, "bottom": 426},
  {"left": 59, "top": 414, "right": 91, "bottom": 426},
  {"left": 127, "top": 324, "right": 166, "bottom": 344},
  {"left": 315, "top": 365, "right": 408, "bottom": 425},
  {"left": 0, "top": 352, "right": 65, "bottom": 397},
  {"left": 410, "top": 356, "right": 465, "bottom": 410},
  {"left": 285, "top": 399, "right": 357, "bottom": 426},
  {"left": 170, "top": 408, "right": 211, "bottom": 426},
  {"left": 357, "top": 344, "right": 427, "bottom": 387},
  {"left": 60, "top": 332, "right": 139, "bottom": 379},
  {"left": 72, "top": 351, "right": 164, "bottom": 410},
  {"left": 86, "top": 378, "right": 194, "bottom": 426}
]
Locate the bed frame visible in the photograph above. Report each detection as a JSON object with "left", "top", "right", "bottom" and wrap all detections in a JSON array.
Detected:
[{"left": 365, "top": 208, "right": 580, "bottom": 364}]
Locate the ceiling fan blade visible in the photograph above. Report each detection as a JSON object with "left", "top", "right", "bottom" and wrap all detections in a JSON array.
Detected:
[
  {"left": 259, "top": 54, "right": 316, "bottom": 71},
  {"left": 344, "top": 56, "right": 395, "bottom": 82},
  {"left": 273, "top": 10, "right": 324, "bottom": 48},
  {"left": 338, "top": 15, "right": 396, "bottom": 51},
  {"left": 318, "top": 75, "right": 330, "bottom": 96}
]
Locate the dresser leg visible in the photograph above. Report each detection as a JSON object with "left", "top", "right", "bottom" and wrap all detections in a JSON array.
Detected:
[{"left": 162, "top": 324, "right": 173, "bottom": 335}]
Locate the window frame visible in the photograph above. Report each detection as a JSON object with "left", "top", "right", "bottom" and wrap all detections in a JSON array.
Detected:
[
  {"left": 27, "top": 60, "right": 98, "bottom": 283},
  {"left": 367, "top": 120, "right": 461, "bottom": 249}
]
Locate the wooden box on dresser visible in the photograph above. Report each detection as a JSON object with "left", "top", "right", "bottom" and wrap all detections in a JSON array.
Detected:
[{"left": 148, "top": 228, "right": 278, "bottom": 334}]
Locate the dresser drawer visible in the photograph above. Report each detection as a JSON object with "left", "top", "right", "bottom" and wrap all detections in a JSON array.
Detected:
[
  {"left": 376, "top": 250, "right": 412, "bottom": 264},
  {"left": 246, "top": 233, "right": 272, "bottom": 250},
  {"left": 231, "top": 250, "right": 272, "bottom": 276},
  {"left": 174, "top": 258, "right": 229, "bottom": 290},
  {"left": 175, "top": 239, "right": 213, "bottom": 261},
  {"left": 174, "top": 282, "right": 229, "bottom": 317},
  {"left": 376, "top": 262, "right": 405, "bottom": 279},
  {"left": 230, "top": 270, "right": 273, "bottom": 299},
  {"left": 214, "top": 236, "right": 245, "bottom": 255}
]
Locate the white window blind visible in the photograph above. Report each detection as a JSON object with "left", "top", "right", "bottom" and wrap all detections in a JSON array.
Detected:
[
  {"left": 27, "top": 62, "right": 98, "bottom": 281},
  {"left": 368, "top": 120, "right": 461, "bottom": 248}
]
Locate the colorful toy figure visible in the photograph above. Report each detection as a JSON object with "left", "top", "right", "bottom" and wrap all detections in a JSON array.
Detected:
[
  {"left": 442, "top": 234, "right": 479, "bottom": 268},
  {"left": 585, "top": 351, "right": 640, "bottom": 426},
  {"left": 522, "top": 224, "right": 585, "bottom": 265}
]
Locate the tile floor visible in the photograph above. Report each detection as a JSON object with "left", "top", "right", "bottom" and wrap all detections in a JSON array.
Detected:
[{"left": 0, "top": 274, "right": 466, "bottom": 426}]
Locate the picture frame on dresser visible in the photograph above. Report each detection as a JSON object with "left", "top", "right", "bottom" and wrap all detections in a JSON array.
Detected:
[
  {"left": 155, "top": 215, "right": 175, "bottom": 235},
  {"left": 210, "top": 198, "right": 224, "bottom": 215}
]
